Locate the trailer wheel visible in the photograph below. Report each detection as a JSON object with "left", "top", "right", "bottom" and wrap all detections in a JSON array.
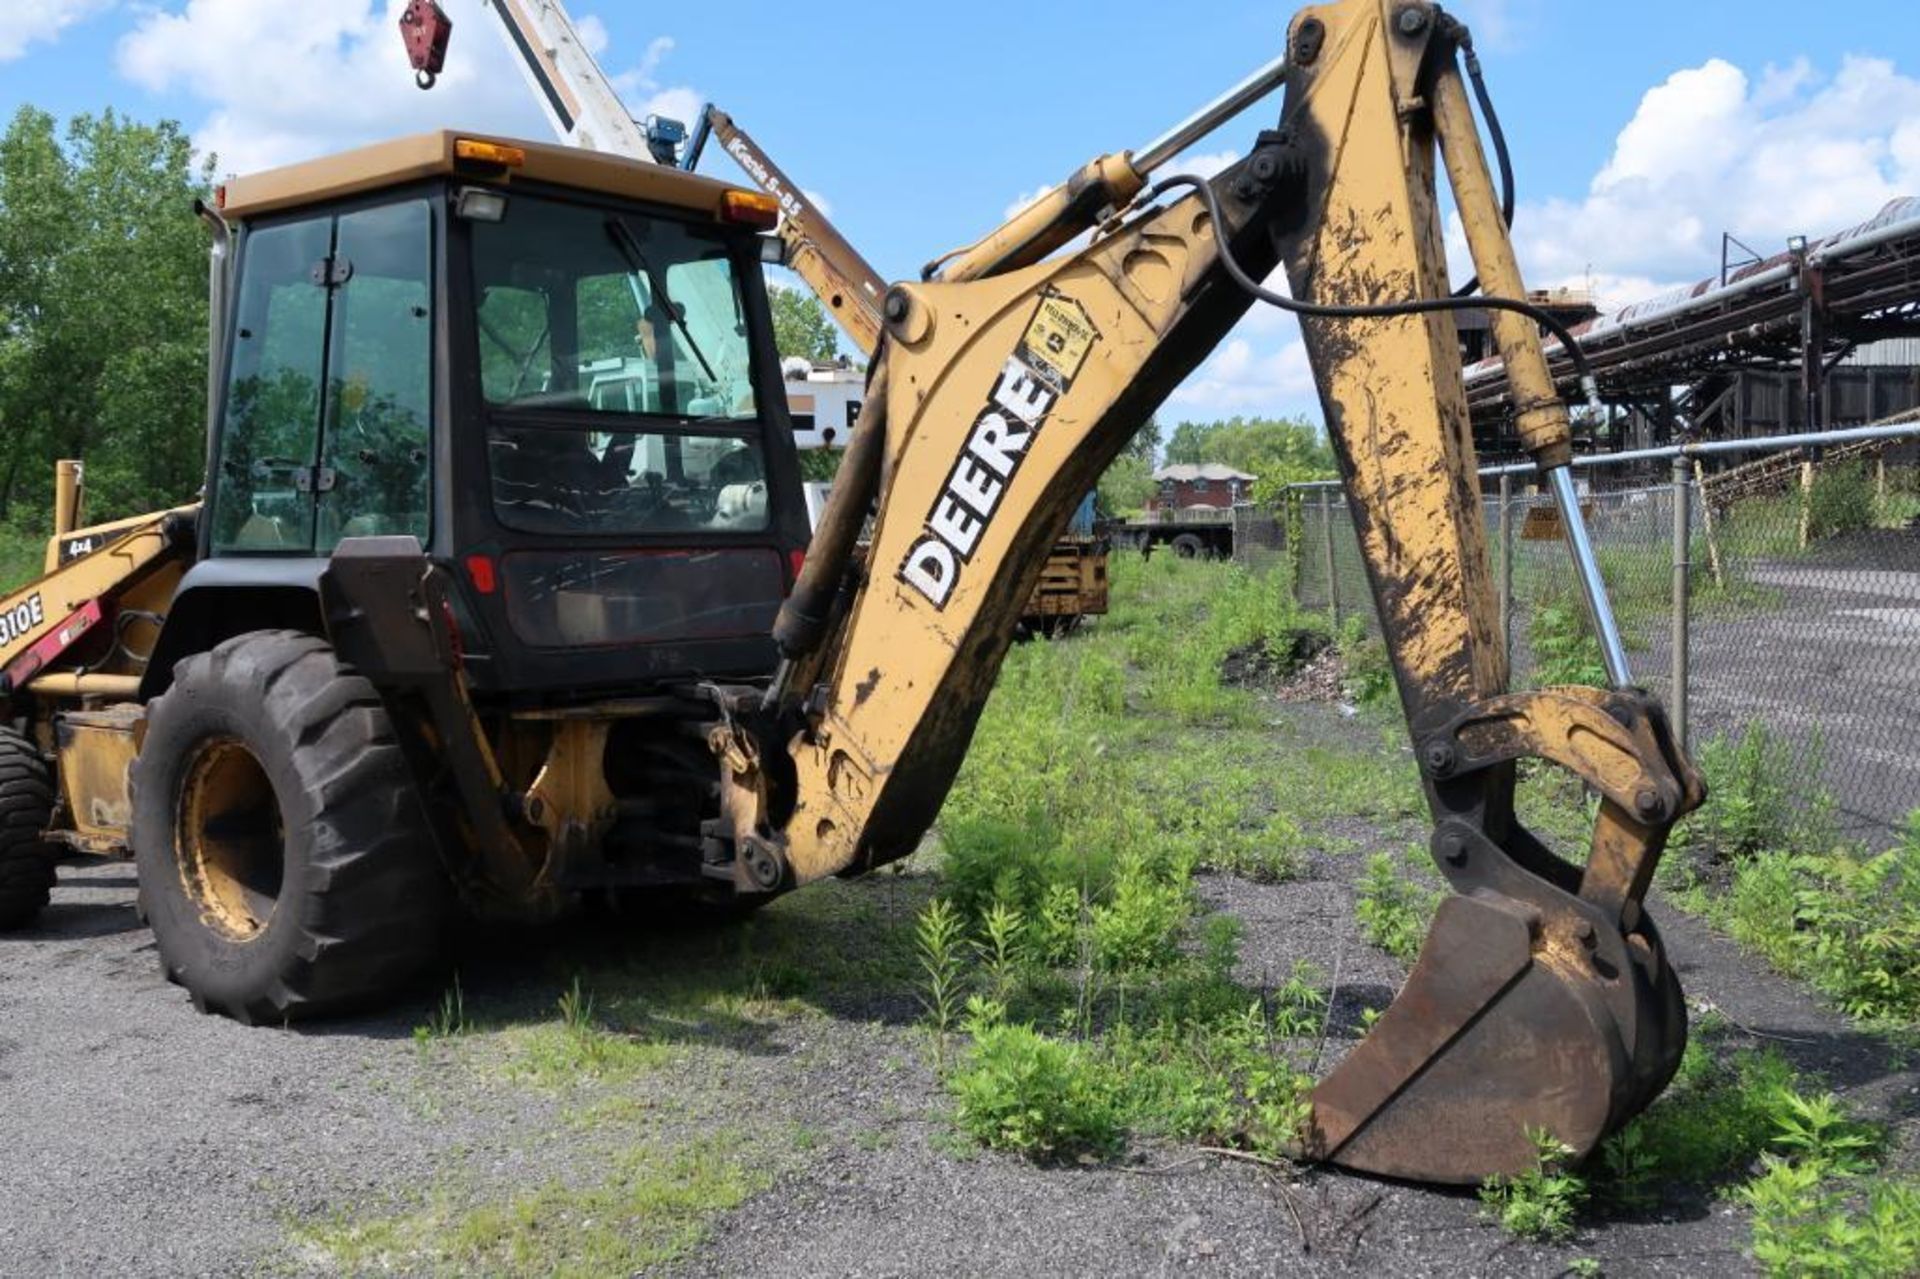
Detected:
[
  {"left": 131, "top": 630, "right": 448, "bottom": 1024},
  {"left": 1170, "top": 533, "right": 1207, "bottom": 559},
  {"left": 0, "top": 726, "right": 57, "bottom": 930}
]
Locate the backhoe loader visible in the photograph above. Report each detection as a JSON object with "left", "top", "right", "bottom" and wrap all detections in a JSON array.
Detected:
[{"left": 1, "top": 1, "right": 1700, "bottom": 1185}]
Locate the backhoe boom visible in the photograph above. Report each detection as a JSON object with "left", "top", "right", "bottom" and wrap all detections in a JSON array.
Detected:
[{"left": 706, "top": 0, "right": 1702, "bottom": 1184}]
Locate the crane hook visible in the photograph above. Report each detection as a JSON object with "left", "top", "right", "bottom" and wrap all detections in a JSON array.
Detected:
[{"left": 398, "top": 0, "right": 452, "bottom": 93}]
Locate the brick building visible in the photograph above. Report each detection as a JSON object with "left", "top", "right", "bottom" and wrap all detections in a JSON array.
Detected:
[{"left": 1149, "top": 463, "right": 1255, "bottom": 512}]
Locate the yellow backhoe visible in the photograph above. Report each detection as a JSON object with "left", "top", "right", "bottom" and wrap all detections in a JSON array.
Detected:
[{"left": 3, "top": 1, "right": 1699, "bottom": 1185}]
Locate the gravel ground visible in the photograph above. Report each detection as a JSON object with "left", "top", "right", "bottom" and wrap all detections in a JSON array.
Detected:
[{"left": 2, "top": 699, "right": 1914, "bottom": 1277}]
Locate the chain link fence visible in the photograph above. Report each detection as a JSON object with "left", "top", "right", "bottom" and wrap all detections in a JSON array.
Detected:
[{"left": 1286, "top": 422, "right": 1920, "bottom": 844}]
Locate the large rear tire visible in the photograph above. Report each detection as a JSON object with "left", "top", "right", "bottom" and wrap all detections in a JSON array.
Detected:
[
  {"left": 132, "top": 630, "right": 449, "bottom": 1024},
  {"left": 1170, "top": 533, "right": 1206, "bottom": 559},
  {"left": 0, "top": 726, "right": 57, "bottom": 930}
]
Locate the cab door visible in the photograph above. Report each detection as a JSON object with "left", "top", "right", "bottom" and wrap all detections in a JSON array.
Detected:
[{"left": 209, "top": 198, "right": 435, "bottom": 556}]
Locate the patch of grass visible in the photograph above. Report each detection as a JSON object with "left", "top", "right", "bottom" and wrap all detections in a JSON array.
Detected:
[
  {"left": 1354, "top": 848, "right": 1442, "bottom": 965},
  {"left": 1597, "top": 1042, "right": 1810, "bottom": 1197},
  {"left": 1470, "top": 1035, "right": 1905, "bottom": 1272},
  {"left": 299, "top": 1138, "right": 766, "bottom": 1278},
  {"left": 929, "top": 846, "right": 1322, "bottom": 1164},
  {"left": 502, "top": 977, "right": 681, "bottom": 1088}
]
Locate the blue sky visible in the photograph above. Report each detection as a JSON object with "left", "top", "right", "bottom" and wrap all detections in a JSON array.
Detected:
[{"left": 4, "top": 1, "right": 1917, "bottom": 424}]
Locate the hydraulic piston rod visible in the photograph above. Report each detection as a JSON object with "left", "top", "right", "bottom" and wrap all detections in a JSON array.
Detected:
[
  {"left": 1548, "top": 466, "right": 1633, "bottom": 687},
  {"left": 1133, "top": 52, "right": 1292, "bottom": 175}
]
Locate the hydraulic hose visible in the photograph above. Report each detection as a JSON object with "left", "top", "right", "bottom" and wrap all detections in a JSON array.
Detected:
[{"left": 1148, "top": 173, "right": 1601, "bottom": 404}]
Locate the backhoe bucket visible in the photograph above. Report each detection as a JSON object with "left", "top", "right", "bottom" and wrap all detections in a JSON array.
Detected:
[{"left": 1307, "top": 889, "right": 1686, "bottom": 1184}]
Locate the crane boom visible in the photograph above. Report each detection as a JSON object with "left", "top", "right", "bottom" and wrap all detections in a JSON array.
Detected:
[
  {"left": 685, "top": 108, "right": 887, "bottom": 355},
  {"left": 477, "top": 0, "right": 654, "bottom": 159}
]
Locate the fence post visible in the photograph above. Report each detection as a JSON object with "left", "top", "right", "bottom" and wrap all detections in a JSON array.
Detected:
[
  {"left": 1693, "top": 459, "right": 1726, "bottom": 589},
  {"left": 1286, "top": 488, "right": 1304, "bottom": 606},
  {"left": 1320, "top": 489, "right": 1340, "bottom": 629},
  {"left": 1797, "top": 460, "right": 1815, "bottom": 550},
  {"left": 1670, "top": 454, "right": 1691, "bottom": 752},
  {"left": 1498, "top": 471, "right": 1513, "bottom": 673}
]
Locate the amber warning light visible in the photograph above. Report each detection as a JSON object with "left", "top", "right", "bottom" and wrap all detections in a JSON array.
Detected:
[
  {"left": 720, "top": 190, "right": 781, "bottom": 230},
  {"left": 454, "top": 139, "right": 526, "bottom": 169}
]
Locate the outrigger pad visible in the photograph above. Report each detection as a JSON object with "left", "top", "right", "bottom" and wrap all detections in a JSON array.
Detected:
[{"left": 1307, "top": 892, "right": 1652, "bottom": 1185}]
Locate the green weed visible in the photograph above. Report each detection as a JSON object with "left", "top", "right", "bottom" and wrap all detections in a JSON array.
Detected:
[
  {"left": 1354, "top": 849, "right": 1443, "bottom": 964},
  {"left": 1479, "top": 1128, "right": 1586, "bottom": 1243},
  {"left": 1529, "top": 596, "right": 1609, "bottom": 689},
  {"left": 1740, "top": 1159, "right": 1920, "bottom": 1278},
  {"left": 917, "top": 899, "right": 969, "bottom": 1073},
  {"left": 949, "top": 997, "right": 1123, "bottom": 1160},
  {"left": 414, "top": 974, "right": 468, "bottom": 1049},
  {"left": 1337, "top": 615, "right": 1395, "bottom": 708},
  {"left": 1678, "top": 724, "right": 1834, "bottom": 863},
  {"left": 1805, "top": 464, "right": 1876, "bottom": 541},
  {"left": 1719, "top": 815, "right": 1920, "bottom": 1024}
]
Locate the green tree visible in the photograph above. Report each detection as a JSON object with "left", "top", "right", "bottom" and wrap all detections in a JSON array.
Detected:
[
  {"left": 1097, "top": 453, "right": 1155, "bottom": 517},
  {"left": 1092, "top": 417, "right": 1161, "bottom": 517},
  {"left": 1120, "top": 416, "right": 1162, "bottom": 462},
  {"left": 0, "top": 107, "right": 213, "bottom": 524},
  {"left": 768, "top": 284, "right": 840, "bottom": 364},
  {"left": 1162, "top": 415, "right": 1335, "bottom": 502}
]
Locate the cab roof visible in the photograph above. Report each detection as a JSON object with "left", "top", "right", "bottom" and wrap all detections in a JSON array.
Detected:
[{"left": 218, "top": 130, "right": 747, "bottom": 220}]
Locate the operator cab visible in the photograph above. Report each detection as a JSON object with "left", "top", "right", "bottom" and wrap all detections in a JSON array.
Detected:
[{"left": 199, "top": 133, "right": 811, "bottom": 701}]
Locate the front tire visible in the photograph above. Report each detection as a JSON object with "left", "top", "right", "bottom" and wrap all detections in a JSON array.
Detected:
[
  {"left": 132, "top": 631, "right": 448, "bottom": 1024},
  {"left": 0, "top": 726, "right": 57, "bottom": 930}
]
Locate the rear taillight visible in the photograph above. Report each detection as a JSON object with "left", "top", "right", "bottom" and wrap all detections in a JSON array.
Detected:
[
  {"left": 464, "top": 553, "right": 498, "bottom": 595},
  {"left": 786, "top": 548, "right": 806, "bottom": 590}
]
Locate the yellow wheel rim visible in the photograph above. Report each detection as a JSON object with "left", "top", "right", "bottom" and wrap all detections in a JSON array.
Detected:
[{"left": 178, "top": 739, "right": 285, "bottom": 942}]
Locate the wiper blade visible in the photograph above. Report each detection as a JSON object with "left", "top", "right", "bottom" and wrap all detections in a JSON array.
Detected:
[{"left": 603, "top": 217, "right": 720, "bottom": 385}]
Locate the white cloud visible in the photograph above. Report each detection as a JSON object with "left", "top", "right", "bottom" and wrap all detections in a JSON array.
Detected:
[
  {"left": 802, "top": 188, "right": 833, "bottom": 218},
  {"left": 0, "top": 0, "right": 108, "bottom": 61},
  {"left": 115, "top": 1, "right": 697, "bottom": 176},
  {"left": 1161, "top": 333, "right": 1317, "bottom": 423},
  {"left": 1442, "top": 0, "right": 1539, "bottom": 53},
  {"left": 605, "top": 33, "right": 701, "bottom": 127},
  {"left": 1511, "top": 55, "right": 1920, "bottom": 296},
  {"left": 574, "top": 13, "right": 610, "bottom": 56}
]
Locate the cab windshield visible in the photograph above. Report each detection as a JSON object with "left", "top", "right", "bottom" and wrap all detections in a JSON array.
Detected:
[{"left": 470, "top": 193, "right": 767, "bottom": 533}]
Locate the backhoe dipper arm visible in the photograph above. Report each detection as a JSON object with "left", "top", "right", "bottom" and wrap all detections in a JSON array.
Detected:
[{"left": 710, "top": 0, "right": 1702, "bottom": 1185}]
